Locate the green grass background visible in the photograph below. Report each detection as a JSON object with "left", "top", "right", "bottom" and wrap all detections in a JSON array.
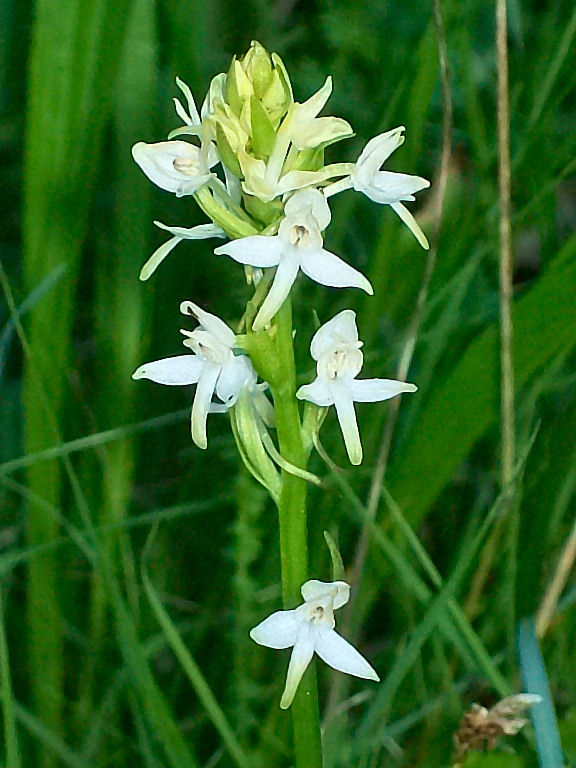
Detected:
[{"left": 1, "top": 0, "right": 576, "bottom": 766}]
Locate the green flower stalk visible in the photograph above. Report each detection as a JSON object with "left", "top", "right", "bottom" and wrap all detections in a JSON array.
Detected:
[{"left": 131, "top": 40, "right": 429, "bottom": 767}]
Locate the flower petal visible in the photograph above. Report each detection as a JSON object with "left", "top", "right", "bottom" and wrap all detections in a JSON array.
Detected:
[
  {"left": 331, "top": 386, "right": 362, "bottom": 465},
  {"left": 284, "top": 188, "right": 332, "bottom": 231},
  {"left": 280, "top": 628, "right": 316, "bottom": 709},
  {"left": 390, "top": 202, "right": 429, "bottom": 249},
  {"left": 190, "top": 363, "right": 221, "bottom": 449},
  {"left": 216, "top": 356, "right": 254, "bottom": 405},
  {"left": 132, "top": 355, "right": 204, "bottom": 386},
  {"left": 354, "top": 127, "right": 405, "bottom": 179},
  {"left": 313, "top": 627, "right": 380, "bottom": 681},
  {"left": 300, "top": 248, "right": 373, "bottom": 295},
  {"left": 365, "top": 171, "right": 430, "bottom": 204},
  {"left": 215, "top": 235, "right": 284, "bottom": 268},
  {"left": 253, "top": 255, "right": 300, "bottom": 331},
  {"left": 301, "top": 580, "right": 350, "bottom": 610},
  {"left": 155, "top": 221, "right": 226, "bottom": 240},
  {"left": 348, "top": 378, "right": 417, "bottom": 403},
  {"left": 132, "top": 140, "right": 212, "bottom": 196},
  {"left": 291, "top": 116, "right": 353, "bottom": 150},
  {"left": 180, "top": 301, "right": 236, "bottom": 348},
  {"left": 140, "top": 236, "right": 182, "bottom": 281},
  {"left": 174, "top": 76, "right": 201, "bottom": 126},
  {"left": 310, "top": 309, "right": 360, "bottom": 360},
  {"left": 296, "top": 378, "right": 333, "bottom": 407},
  {"left": 294, "top": 76, "right": 332, "bottom": 122},
  {"left": 250, "top": 609, "right": 301, "bottom": 649}
]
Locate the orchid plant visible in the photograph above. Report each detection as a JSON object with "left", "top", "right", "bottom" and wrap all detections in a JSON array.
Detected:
[{"left": 131, "top": 41, "right": 428, "bottom": 768}]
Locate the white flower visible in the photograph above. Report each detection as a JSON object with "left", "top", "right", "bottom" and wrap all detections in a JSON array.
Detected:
[
  {"left": 214, "top": 189, "right": 373, "bottom": 331},
  {"left": 296, "top": 310, "right": 417, "bottom": 464},
  {"left": 131, "top": 139, "right": 218, "bottom": 197},
  {"left": 139, "top": 221, "right": 226, "bottom": 281},
  {"left": 351, "top": 127, "right": 430, "bottom": 248},
  {"left": 250, "top": 579, "right": 379, "bottom": 709},
  {"left": 132, "top": 301, "right": 255, "bottom": 449}
]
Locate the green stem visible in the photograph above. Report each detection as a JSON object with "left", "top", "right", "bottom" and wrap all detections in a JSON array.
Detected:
[{"left": 246, "top": 298, "right": 323, "bottom": 768}]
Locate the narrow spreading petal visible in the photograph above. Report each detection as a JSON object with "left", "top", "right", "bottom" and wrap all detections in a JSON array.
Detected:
[
  {"left": 296, "top": 379, "right": 333, "bottom": 407},
  {"left": 310, "top": 309, "right": 360, "bottom": 360},
  {"left": 332, "top": 386, "right": 362, "bottom": 465},
  {"left": 294, "top": 76, "right": 333, "bottom": 122},
  {"left": 390, "top": 202, "right": 430, "bottom": 249},
  {"left": 314, "top": 627, "right": 380, "bottom": 681},
  {"left": 174, "top": 76, "right": 201, "bottom": 126},
  {"left": 190, "top": 363, "right": 221, "bottom": 449},
  {"left": 140, "top": 222, "right": 226, "bottom": 281},
  {"left": 132, "top": 355, "right": 205, "bottom": 386},
  {"left": 348, "top": 378, "right": 417, "bottom": 403},
  {"left": 215, "top": 236, "right": 284, "bottom": 268},
  {"left": 280, "top": 629, "right": 316, "bottom": 709},
  {"left": 140, "top": 236, "right": 182, "bottom": 281},
  {"left": 250, "top": 609, "right": 301, "bottom": 649},
  {"left": 253, "top": 256, "right": 301, "bottom": 331},
  {"left": 299, "top": 248, "right": 373, "bottom": 295}
]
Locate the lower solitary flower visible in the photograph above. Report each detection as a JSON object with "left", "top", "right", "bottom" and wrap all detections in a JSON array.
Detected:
[
  {"left": 296, "top": 310, "right": 417, "bottom": 464},
  {"left": 250, "top": 580, "right": 379, "bottom": 709},
  {"left": 132, "top": 301, "right": 256, "bottom": 449}
]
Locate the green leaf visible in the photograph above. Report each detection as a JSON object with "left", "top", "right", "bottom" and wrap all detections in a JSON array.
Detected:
[{"left": 388, "top": 235, "right": 576, "bottom": 524}]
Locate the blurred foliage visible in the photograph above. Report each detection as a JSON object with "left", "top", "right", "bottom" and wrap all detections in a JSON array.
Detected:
[{"left": 1, "top": 0, "right": 576, "bottom": 766}]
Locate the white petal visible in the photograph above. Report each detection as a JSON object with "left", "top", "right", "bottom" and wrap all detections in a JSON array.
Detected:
[
  {"left": 301, "top": 580, "right": 350, "bottom": 610},
  {"left": 365, "top": 171, "right": 430, "bottom": 203},
  {"left": 253, "top": 255, "right": 300, "bottom": 331},
  {"left": 295, "top": 76, "right": 332, "bottom": 122},
  {"left": 313, "top": 627, "right": 380, "bottom": 681},
  {"left": 348, "top": 378, "right": 417, "bottom": 403},
  {"left": 250, "top": 609, "right": 301, "bottom": 649},
  {"left": 284, "top": 188, "right": 331, "bottom": 231},
  {"left": 280, "top": 628, "right": 316, "bottom": 709},
  {"left": 140, "top": 235, "right": 182, "bottom": 281},
  {"left": 180, "top": 302, "right": 236, "bottom": 348},
  {"left": 390, "top": 202, "right": 429, "bottom": 249},
  {"left": 155, "top": 221, "right": 226, "bottom": 240},
  {"left": 214, "top": 236, "right": 284, "bottom": 268},
  {"left": 132, "top": 140, "right": 211, "bottom": 196},
  {"left": 332, "top": 386, "right": 362, "bottom": 465},
  {"left": 132, "top": 355, "right": 204, "bottom": 386},
  {"left": 355, "top": 127, "right": 405, "bottom": 178},
  {"left": 310, "top": 309, "right": 360, "bottom": 360},
  {"left": 300, "top": 248, "right": 373, "bottom": 295},
  {"left": 175, "top": 76, "right": 201, "bottom": 125},
  {"left": 216, "top": 356, "right": 254, "bottom": 405},
  {"left": 296, "top": 378, "right": 333, "bottom": 407},
  {"left": 291, "top": 116, "right": 353, "bottom": 150},
  {"left": 190, "top": 363, "right": 221, "bottom": 449}
]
